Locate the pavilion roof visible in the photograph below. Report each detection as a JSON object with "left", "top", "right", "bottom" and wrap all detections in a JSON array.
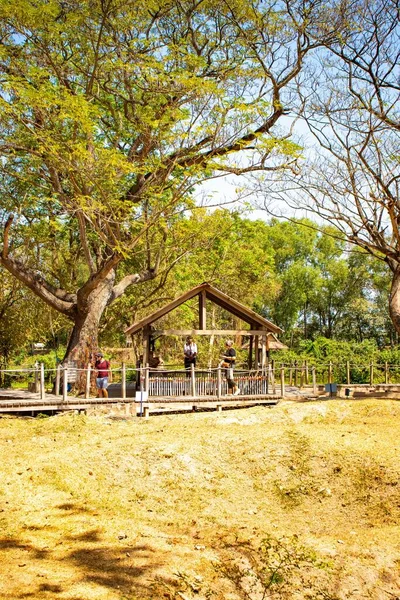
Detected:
[{"left": 125, "top": 282, "right": 282, "bottom": 335}]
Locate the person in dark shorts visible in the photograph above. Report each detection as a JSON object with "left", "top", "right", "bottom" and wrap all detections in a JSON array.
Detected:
[
  {"left": 222, "top": 340, "right": 240, "bottom": 396},
  {"left": 184, "top": 336, "right": 197, "bottom": 376}
]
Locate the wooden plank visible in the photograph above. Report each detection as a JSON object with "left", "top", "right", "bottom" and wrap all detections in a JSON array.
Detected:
[{"left": 152, "top": 329, "right": 270, "bottom": 336}]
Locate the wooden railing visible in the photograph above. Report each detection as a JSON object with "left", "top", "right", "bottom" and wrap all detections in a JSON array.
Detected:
[
  {"left": 146, "top": 367, "right": 270, "bottom": 398},
  {"left": 3, "top": 360, "right": 400, "bottom": 402}
]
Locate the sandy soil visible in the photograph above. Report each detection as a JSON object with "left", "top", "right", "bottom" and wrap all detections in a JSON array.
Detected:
[{"left": 0, "top": 399, "right": 399, "bottom": 599}]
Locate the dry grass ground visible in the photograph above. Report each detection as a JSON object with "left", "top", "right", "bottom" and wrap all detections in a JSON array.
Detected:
[{"left": 0, "top": 399, "right": 399, "bottom": 600}]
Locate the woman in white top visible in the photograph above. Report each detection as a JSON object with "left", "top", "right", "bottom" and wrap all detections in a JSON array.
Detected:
[{"left": 184, "top": 336, "right": 197, "bottom": 372}]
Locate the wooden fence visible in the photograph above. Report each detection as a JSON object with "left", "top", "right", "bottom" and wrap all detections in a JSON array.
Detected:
[
  {"left": 2, "top": 360, "right": 400, "bottom": 402},
  {"left": 147, "top": 368, "right": 269, "bottom": 397},
  {"left": 277, "top": 360, "right": 400, "bottom": 386}
]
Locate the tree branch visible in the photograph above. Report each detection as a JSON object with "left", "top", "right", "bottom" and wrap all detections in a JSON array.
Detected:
[
  {"left": 109, "top": 268, "right": 157, "bottom": 304},
  {"left": 0, "top": 255, "right": 76, "bottom": 317}
]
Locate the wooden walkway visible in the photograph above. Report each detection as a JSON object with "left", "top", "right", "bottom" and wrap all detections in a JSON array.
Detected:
[{"left": 0, "top": 389, "right": 280, "bottom": 415}]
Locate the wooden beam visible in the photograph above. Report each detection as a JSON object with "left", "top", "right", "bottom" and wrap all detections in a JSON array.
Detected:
[
  {"left": 152, "top": 329, "right": 270, "bottom": 336},
  {"left": 125, "top": 282, "right": 282, "bottom": 335},
  {"left": 199, "top": 290, "right": 207, "bottom": 330},
  {"left": 248, "top": 335, "right": 253, "bottom": 370},
  {"left": 254, "top": 335, "right": 259, "bottom": 368},
  {"left": 142, "top": 327, "right": 151, "bottom": 368},
  {"left": 261, "top": 335, "right": 267, "bottom": 370}
]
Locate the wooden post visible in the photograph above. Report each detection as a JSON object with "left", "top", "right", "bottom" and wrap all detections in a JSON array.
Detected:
[
  {"left": 305, "top": 360, "right": 309, "bottom": 385},
  {"left": 346, "top": 361, "right": 350, "bottom": 385},
  {"left": 254, "top": 336, "right": 259, "bottom": 369},
  {"left": 143, "top": 406, "right": 149, "bottom": 419},
  {"left": 199, "top": 290, "right": 207, "bottom": 329},
  {"left": 289, "top": 363, "right": 293, "bottom": 386},
  {"left": 271, "top": 362, "right": 276, "bottom": 394},
  {"left": 268, "top": 363, "right": 272, "bottom": 390},
  {"left": 370, "top": 362, "right": 374, "bottom": 385},
  {"left": 328, "top": 361, "right": 333, "bottom": 384},
  {"left": 385, "top": 361, "right": 389, "bottom": 384},
  {"left": 191, "top": 363, "right": 196, "bottom": 397},
  {"left": 248, "top": 335, "right": 253, "bottom": 370},
  {"left": 294, "top": 361, "right": 298, "bottom": 387},
  {"left": 142, "top": 327, "right": 151, "bottom": 371},
  {"left": 216, "top": 403, "right": 222, "bottom": 412},
  {"left": 85, "top": 363, "right": 91, "bottom": 399},
  {"left": 55, "top": 364, "right": 61, "bottom": 396},
  {"left": 63, "top": 367, "right": 68, "bottom": 401},
  {"left": 217, "top": 365, "right": 221, "bottom": 399},
  {"left": 145, "top": 364, "right": 149, "bottom": 392},
  {"left": 40, "top": 363, "right": 45, "bottom": 400},
  {"left": 34, "top": 362, "right": 39, "bottom": 393},
  {"left": 122, "top": 362, "right": 126, "bottom": 400},
  {"left": 280, "top": 366, "right": 285, "bottom": 398},
  {"left": 300, "top": 362, "right": 305, "bottom": 389},
  {"left": 312, "top": 366, "right": 317, "bottom": 395},
  {"left": 261, "top": 335, "right": 267, "bottom": 372}
]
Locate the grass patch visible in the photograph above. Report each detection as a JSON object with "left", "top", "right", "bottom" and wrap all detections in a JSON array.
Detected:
[{"left": 0, "top": 400, "right": 399, "bottom": 598}]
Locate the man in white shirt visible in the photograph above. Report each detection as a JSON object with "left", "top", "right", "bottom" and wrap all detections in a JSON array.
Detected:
[{"left": 184, "top": 336, "right": 197, "bottom": 373}]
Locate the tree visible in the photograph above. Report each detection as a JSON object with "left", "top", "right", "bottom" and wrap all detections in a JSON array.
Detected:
[
  {"left": 0, "top": 0, "right": 343, "bottom": 376},
  {"left": 260, "top": 0, "right": 400, "bottom": 334}
]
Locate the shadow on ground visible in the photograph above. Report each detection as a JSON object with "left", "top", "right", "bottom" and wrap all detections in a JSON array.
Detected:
[{"left": 0, "top": 501, "right": 167, "bottom": 599}]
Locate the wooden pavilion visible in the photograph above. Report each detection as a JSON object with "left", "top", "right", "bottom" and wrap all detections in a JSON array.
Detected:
[{"left": 125, "top": 282, "right": 283, "bottom": 369}]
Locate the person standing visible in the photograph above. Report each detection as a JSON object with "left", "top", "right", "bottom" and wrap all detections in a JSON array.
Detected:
[
  {"left": 94, "top": 351, "right": 111, "bottom": 398},
  {"left": 222, "top": 340, "right": 240, "bottom": 396},
  {"left": 183, "top": 336, "right": 197, "bottom": 374}
]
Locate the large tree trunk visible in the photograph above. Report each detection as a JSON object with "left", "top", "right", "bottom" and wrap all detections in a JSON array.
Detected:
[
  {"left": 389, "top": 266, "right": 400, "bottom": 335},
  {"left": 63, "top": 270, "right": 116, "bottom": 390}
]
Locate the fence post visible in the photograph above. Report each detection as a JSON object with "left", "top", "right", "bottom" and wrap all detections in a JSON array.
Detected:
[
  {"left": 289, "top": 363, "right": 293, "bottom": 386},
  {"left": 300, "top": 362, "right": 305, "bottom": 389},
  {"left": 305, "top": 360, "right": 309, "bottom": 385},
  {"left": 370, "top": 362, "right": 374, "bottom": 385},
  {"left": 55, "top": 364, "right": 61, "bottom": 396},
  {"left": 271, "top": 364, "right": 276, "bottom": 394},
  {"left": 346, "top": 361, "right": 350, "bottom": 385},
  {"left": 328, "top": 361, "right": 333, "bottom": 384},
  {"left": 280, "top": 367, "right": 285, "bottom": 398},
  {"left": 145, "top": 364, "right": 149, "bottom": 392},
  {"left": 268, "top": 363, "right": 272, "bottom": 390},
  {"left": 40, "top": 363, "right": 45, "bottom": 400},
  {"left": 217, "top": 366, "right": 221, "bottom": 399},
  {"left": 312, "top": 366, "right": 317, "bottom": 395},
  {"left": 63, "top": 367, "right": 68, "bottom": 401},
  {"left": 191, "top": 363, "right": 196, "bottom": 397},
  {"left": 294, "top": 361, "right": 298, "bottom": 387},
  {"left": 139, "top": 371, "right": 145, "bottom": 417},
  {"left": 34, "top": 362, "right": 39, "bottom": 393},
  {"left": 122, "top": 362, "right": 126, "bottom": 400},
  {"left": 385, "top": 361, "right": 389, "bottom": 384},
  {"left": 85, "top": 363, "right": 91, "bottom": 399}
]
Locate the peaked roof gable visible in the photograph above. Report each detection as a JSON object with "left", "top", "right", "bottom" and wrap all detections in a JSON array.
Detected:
[{"left": 125, "top": 282, "right": 282, "bottom": 335}]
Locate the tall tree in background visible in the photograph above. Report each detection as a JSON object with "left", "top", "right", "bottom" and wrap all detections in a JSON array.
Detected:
[
  {"left": 262, "top": 0, "right": 400, "bottom": 333},
  {"left": 0, "top": 0, "right": 345, "bottom": 371}
]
